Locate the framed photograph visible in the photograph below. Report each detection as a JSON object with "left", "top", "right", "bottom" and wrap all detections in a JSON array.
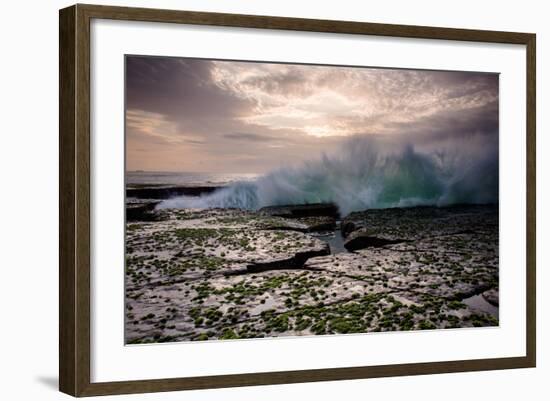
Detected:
[{"left": 59, "top": 4, "right": 536, "bottom": 397}]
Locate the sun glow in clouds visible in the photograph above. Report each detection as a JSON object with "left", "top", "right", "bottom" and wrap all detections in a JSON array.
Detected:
[{"left": 126, "top": 56, "right": 498, "bottom": 173}]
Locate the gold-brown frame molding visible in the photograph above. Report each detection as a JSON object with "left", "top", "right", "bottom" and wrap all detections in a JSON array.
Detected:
[{"left": 59, "top": 3, "right": 536, "bottom": 397}]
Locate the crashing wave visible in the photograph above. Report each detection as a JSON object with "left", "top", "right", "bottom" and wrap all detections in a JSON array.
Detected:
[{"left": 158, "top": 135, "right": 498, "bottom": 215}]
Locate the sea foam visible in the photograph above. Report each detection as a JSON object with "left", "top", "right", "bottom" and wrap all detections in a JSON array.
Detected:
[{"left": 158, "top": 135, "right": 498, "bottom": 215}]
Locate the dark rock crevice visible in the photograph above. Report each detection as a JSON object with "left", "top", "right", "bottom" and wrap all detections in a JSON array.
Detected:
[
  {"left": 449, "top": 284, "right": 495, "bottom": 301},
  {"left": 246, "top": 246, "right": 331, "bottom": 273},
  {"left": 344, "top": 231, "right": 409, "bottom": 251}
]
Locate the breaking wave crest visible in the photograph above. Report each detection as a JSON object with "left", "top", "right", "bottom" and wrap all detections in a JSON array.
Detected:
[{"left": 158, "top": 135, "right": 498, "bottom": 215}]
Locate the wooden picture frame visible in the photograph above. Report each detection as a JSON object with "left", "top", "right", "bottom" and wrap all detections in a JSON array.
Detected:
[{"left": 59, "top": 3, "right": 536, "bottom": 397}]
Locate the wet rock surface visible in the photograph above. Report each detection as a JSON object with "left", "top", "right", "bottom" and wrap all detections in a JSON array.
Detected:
[
  {"left": 126, "top": 200, "right": 162, "bottom": 222},
  {"left": 125, "top": 204, "right": 498, "bottom": 344}
]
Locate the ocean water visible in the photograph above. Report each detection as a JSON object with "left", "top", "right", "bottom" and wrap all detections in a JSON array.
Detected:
[
  {"left": 157, "top": 135, "right": 498, "bottom": 215},
  {"left": 126, "top": 171, "right": 259, "bottom": 187}
]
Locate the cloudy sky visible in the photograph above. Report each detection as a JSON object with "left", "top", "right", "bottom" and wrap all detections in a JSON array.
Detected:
[{"left": 125, "top": 56, "right": 498, "bottom": 173}]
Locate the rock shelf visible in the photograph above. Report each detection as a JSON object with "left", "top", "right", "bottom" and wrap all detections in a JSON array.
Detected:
[{"left": 125, "top": 204, "right": 499, "bottom": 344}]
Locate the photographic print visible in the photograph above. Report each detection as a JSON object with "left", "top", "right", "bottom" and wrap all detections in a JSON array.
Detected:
[{"left": 124, "top": 56, "right": 499, "bottom": 344}]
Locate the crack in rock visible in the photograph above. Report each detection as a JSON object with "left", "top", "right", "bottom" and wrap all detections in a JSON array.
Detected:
[
  {"left": 344, "top": 231, "right": 408, "bottom": 251},
  {"left": 246, "top": 245, "right": 330, "bottom": 273}
]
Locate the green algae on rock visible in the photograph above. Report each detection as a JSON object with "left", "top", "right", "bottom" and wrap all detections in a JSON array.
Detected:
[{"left": 125, "top": 205, "right": 498, "bottom": 344}]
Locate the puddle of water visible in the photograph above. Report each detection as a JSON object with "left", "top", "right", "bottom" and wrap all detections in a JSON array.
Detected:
[
  {"left": 314, "top": 227, "right": 347, "bottom": 254},
  {"left": 462, "top": 294, "right": 499, "bottom": 318}
]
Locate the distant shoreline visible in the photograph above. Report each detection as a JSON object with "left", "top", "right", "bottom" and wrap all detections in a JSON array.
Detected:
[{"left": 126, "top": 184, "right": 221, "bottom": 199}]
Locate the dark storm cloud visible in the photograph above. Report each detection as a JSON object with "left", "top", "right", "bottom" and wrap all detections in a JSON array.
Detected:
[
  {"left": 385, "top": 100, "right": 499, "bottom": 140},
  {"left": 126, "top": 56, "right": 258, "bottom": 145},
  {"left": 126, "top": 56, "right": 253, "bottom": 118}
]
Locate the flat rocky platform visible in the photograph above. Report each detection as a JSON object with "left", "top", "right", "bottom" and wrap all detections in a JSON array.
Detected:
[{"left": 125, "top": 204, "right": 498, "bottom": 344}]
